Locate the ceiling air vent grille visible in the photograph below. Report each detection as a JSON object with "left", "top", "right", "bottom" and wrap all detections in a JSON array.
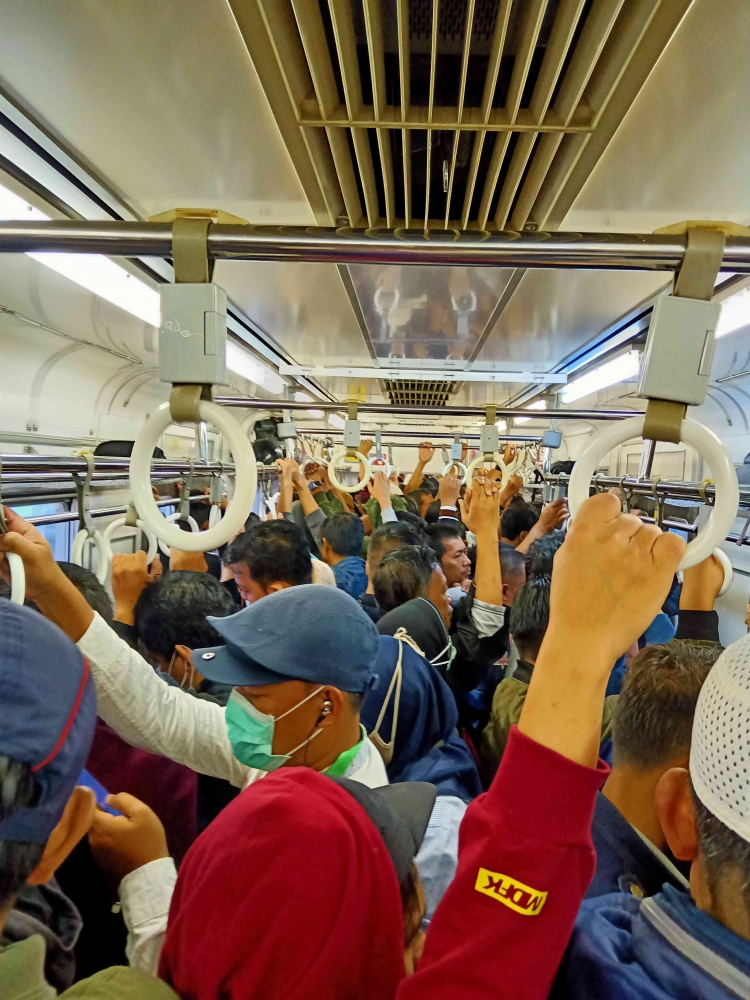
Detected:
[
  {"left": 232, "top": 0, "right": 692, "bottom": 232},
  {"left": 380, "top": 379, "right": 461, "bottom": 405}
]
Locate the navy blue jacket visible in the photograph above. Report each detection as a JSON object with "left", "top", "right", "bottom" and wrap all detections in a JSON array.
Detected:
[
  {"left": 588, "top": 792, "right": 689, "bottom": 899},
  {"left": 332, "top": 555, "right": 368, "bottom": 600},
  {"left": 554, "top": 884, "right": 750, "bottom": 999}
]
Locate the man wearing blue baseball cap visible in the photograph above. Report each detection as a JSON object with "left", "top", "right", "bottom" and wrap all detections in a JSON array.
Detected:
[
  {"left": 0, "top": 601, "right": 177, "bottom": 998},
  {"left": 0, "top": 509, "right": 388, "bottom": 792}
]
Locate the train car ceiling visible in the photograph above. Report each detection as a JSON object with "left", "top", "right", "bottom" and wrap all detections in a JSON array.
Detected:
[{"left": 0, "top": 0, "right": 748, "bottom": 452}]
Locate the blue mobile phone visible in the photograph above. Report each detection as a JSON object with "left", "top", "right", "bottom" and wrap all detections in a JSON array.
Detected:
[{"left": 77, "top": 769, "right": 121, "bottom": 816}]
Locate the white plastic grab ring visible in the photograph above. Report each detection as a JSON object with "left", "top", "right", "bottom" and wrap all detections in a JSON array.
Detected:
[
  {"left": 130, "top": 401, "right": 257, "bottom": 552},
  {"left": 567, "top": 415, "right": 739, "bottom": 571},
  {"left": 370, "top": 457, "right": 392, "bottom": 479},
  {"left": 5, "top": 551, "right": 25, "bottom": 604},
  {"left": 71, "top": 529, "right": 110, "bottom": 585},
  {"left": 327, "top": 448, "right": 372, "bottom": 493},
  {"left": 712, "top": 546, "right": 734, "bottom": 597},
  {"left": 208, "top": 504, "right": 223, "bottom": 529},
  {"left": 157, "top": 513, "right": 200, "bottom": 558},
  {"left": 465, "top": 454, "right": 510, "bottom": 489},
  {"left": 103, "top": 518, "right": 158, "bottom": 566},
  {"left": 443, "top": 460, "right": 468, "bottom": 483}
]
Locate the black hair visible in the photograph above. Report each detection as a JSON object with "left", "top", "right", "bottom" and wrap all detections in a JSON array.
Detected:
[
  {"left": 509, "top": 578, "right": 550, "bottom": 662},
  {"left": 693, "top": 788, "right": 750, "bottom": 914},
  {"left": 225, "top": 520, "right": 312, "bottom": 588},
  {"left": 321, "top": 513, "right": 365, "bottom": 558},
  {"left": 499, "top": 543, "right": 526, "bottom": 585},
  {"left": 401, "top": 496, "right": 422, "bottom": 518},
  {"left": 406, "top": 489, "right": 433, "bottom": 509},
  {"left": 423, "top": 500, "right": 441, "bottom": 524},
  {"left": 368, "top": 521, "right": 425, "bottom": 572},
  {"left": 612, "top": 641, "right": 720, "bottom": 771},
  {"left": 424, "top": 523, "right": 463, "bottom": 562},
  {"left": 0, "top": 756, "right": 44, "bottom": 909},
  {"left": 421, "top": 477, "right": 439, "bottom": 498},
  {"left": 524, "top": 530, "right": 566, "bottom": 581},
  {"left": 57, "top": 561, "right": 113, "bottom": 623},
  {"left": 134, "top": 571, "right": 237, "bottom": 658},
  {"left": 500, "top": 498, "right": 538, "bottom": 543},
  {"left": 396, "top": 510, "right": 427, "bottom": 532},
  {"left": 373, "top": 545, "right": 437, "bottom": 614},
  {"left": 189, "top": 499, "right": 212, "bottom": 528}
]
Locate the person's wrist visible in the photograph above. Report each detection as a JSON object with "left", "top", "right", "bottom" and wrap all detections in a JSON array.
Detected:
[{"left": 114, "top": 600, "right": 137, "bottom": 626}]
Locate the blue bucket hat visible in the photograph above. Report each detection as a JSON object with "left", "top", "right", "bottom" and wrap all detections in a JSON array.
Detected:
[
  {"left": 194, "top": 584, "right": 379, "bottom": 692},
  {"left": 0, "top": 603, "right": 97, "bottom": 843}
]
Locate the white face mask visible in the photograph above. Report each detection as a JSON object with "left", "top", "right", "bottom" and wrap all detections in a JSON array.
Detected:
[{"left": 430, "top": 640, "right": 456, "bottom": 672}]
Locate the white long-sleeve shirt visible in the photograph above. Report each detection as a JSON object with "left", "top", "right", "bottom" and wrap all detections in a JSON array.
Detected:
[{"left": 76, "top": 612, "right": 388, "bottom": 972}]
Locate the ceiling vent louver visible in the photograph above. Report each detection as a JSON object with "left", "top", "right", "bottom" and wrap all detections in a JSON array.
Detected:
[
  {"left": 230, "top": 0, "right": 693, "bottom": 232},
  {"left": 380, "top": 378, "right": 461, "bottom": 405}
]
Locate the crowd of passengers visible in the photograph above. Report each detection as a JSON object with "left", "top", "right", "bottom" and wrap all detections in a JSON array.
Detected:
[{"left": 0, "top": 439, "right": 748, "bottom": 998}]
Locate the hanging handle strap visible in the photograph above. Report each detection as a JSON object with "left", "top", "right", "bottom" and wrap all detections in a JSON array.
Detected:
[{"left": 72, "top": 454, "right": 96, "bottom": 537}]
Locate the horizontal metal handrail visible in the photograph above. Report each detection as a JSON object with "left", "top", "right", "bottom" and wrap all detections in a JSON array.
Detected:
[{"left": 0, "top": 221, "right": 749, "bottom": 271}]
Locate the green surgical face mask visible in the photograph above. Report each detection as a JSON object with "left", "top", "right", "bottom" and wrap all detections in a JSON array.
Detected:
[{"left": 225, "top": 686, "right": 325, "bottom": 771}]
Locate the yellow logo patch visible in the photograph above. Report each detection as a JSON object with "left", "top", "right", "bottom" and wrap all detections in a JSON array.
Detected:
[{"left": 474, "top": 868, "right": 547, "bottom": 915}]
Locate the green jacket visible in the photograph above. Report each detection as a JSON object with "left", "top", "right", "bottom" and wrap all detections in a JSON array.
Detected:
[
  {"left": 480, "top": 662, "right": 618, "bottom": 778},
  {"left": 0, "top": 935, "right": 177, "bottom": 1000}
]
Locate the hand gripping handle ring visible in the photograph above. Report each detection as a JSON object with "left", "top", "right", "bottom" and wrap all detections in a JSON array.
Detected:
[
  {"left": 103, "top": 517, "right": 159, "bottom": 566},
  {"left": 465, "top": 454, "right": 510, "bottom": 490},
  {"left": 443, "top": 460, "right": 468, "bottom": 483},
  {"left": 567, "top": 415, "right": 739, "bottom": 570},
  {"left": 327, "top": 448, "right": 372, "bottom": 493},
  {"left": 130, "top": 401, "right": 257, "bottom": 553},
  {"left": 370, "top": 457, "right": 392, "bottom": 479}
]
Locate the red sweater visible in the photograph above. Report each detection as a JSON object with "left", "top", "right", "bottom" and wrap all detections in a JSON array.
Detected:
[{"left": 398, "top": 726, "right": 608, "bottom": 1000}]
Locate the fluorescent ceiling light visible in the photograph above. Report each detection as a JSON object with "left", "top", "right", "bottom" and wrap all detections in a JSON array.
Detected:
[
  {"left": 561, "top": 351, "right": 640, "bottom": 404},
  {"left": 716, "top": 284, "right": 750, "bottom": 339},
  {"left": 307, "top": 409, "right": 325, "bottom": 419},
  {"left": 226, "top": 340, "right": 285, "bottom": 394},
  {"left": 0, "top": 183, "right": 160, "bottom": 327},
  {"left": 328, "top": 413, "right": 346, "bottom": 429},
  {"left": 515, "top": 400, "right": 547, "bottom": 424},
  {"left": 279, "top": 363, "right": 566, "bottom": 384}
]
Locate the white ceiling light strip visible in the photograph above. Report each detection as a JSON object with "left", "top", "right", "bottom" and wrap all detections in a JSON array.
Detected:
[
  {"left": 279, "top": 364, "right": 567, "bottom": 384},
  {"left": 561, "top": 351, "right": 641, "bottom": 404}
]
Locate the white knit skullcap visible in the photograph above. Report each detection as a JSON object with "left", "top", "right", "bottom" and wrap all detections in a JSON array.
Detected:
[{"left": 691, "top": 634, "right": 750, "bottom": 840}]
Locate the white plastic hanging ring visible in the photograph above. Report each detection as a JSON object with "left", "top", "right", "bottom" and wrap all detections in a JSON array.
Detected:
[
  {"left": 157, "top": 512, "right": 200, "bottom": 558},
  {"left": 567, "top": 415, "right": 739, "bottom": 571},
  {"left": 71, "top": 529, "right": 110, "bottom": 584},
  {"left": 130, "top": 401, "right": 257, "bottom": 552},
  {"left": 208, "top": 504, "right": 222, "bottom": 528},
  {"left": 103, "top": 517, "right": 158, "bottom": 565},
  {"left": 327, "top": 448, "right": 372, "bottom": 493},
  {"left": 465, "top": 454, "right": 510, "bottom": 489},
  {"left": 712, "top": 546, "right": 733, "bottom": 597},
  {"left": 5, "top": 552, "right": 25, "bottom": 605},
  {"left": 443, "top": 460, "right": 468, "bottom": 483}
]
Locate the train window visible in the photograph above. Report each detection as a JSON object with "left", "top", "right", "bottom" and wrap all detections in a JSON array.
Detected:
[{"left": 9, "top": 503, "right": 72, "bottom": 561}]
